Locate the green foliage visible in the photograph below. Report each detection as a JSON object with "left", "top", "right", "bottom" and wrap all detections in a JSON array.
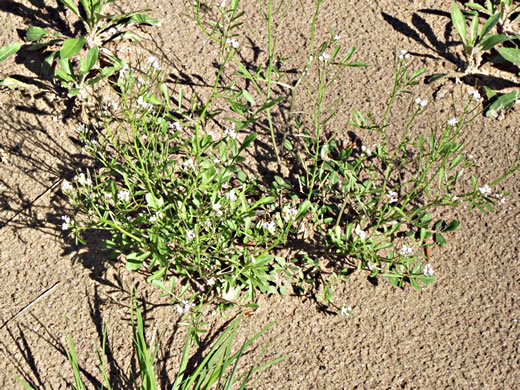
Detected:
[{"left": 17, "top": 290, "right": 284, "bottom": 389}]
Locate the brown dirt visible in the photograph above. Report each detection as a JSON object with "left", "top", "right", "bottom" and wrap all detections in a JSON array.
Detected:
[{"left": 1, "top": 0, "right": 519, "bottom": 388}]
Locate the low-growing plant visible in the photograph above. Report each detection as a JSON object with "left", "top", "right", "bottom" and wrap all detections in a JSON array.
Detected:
[
  {"left": 17, "top": 290, "right": 285, "bottom": 389},
  {"left": 59, "top": 0, "right": 520, "bottom": 310},
  {"left": 18, "top": 0, "right": 158, "bottom": 98}
]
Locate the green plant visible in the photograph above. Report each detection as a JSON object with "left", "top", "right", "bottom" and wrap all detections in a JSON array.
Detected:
[
  {"left": 447, "top": 2, "right": 520, "bottom": 118},
  {"left": 17, "top": 291, "right": 285, "bottom": 389},
  {"left": 60, "top": 0, "right": 520, "bottom": 309},
  {"left": 21, "top": 0, "right": 158, "bottom": 98}
]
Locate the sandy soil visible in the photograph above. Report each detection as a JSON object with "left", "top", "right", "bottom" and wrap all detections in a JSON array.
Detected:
[{"left": 1, "top": 0, "right": 519, "bottom": 388}]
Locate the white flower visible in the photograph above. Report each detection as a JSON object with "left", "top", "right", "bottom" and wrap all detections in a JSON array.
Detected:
[
  {"left": 61, "top": 215, "right": 73, "bottom": 231},
  {"left": 283, "top": 207, "right": 298, "bottom": 222},
  {"left": 340, "top": 305, "right": 352, "bottom": 316},
  {"left": 103, "top": 193, "right": 112, "bottom": 200},
  {"left": 74, "top": 173, "right": 92, "bottom": 186},
  {"left": 219, "top": 0, "right": 226, "bottom": 7},
  {"left": 318, "top": 52, "right": 330, "bottom": 62},
  {"left": 186, "top": 229, "right": 195, "bottom": 242},
  {"left": 423, "top": 263, "right": 434, "bottom": 277},
  {"left": 225, "top": 190, "right": 237, "bottom": 201},
  {"left": 207, "top": 277, "right": 215, "bottom": 286},
  {"left": 361, "top": 145, "right": 372, "bottom": 156},
  {"left": 149, "top": 211, "right": 163, "bottom": 223},
  {"left": 354, "top": 225, "right": 367, "bottom": 240},
  {"left": 386, "top": 190, "right": 398, "bottom": 204},
  {"left": 137, "top": 95, "right": 152, "bottom": 110},
  {"left": 447, "top": 117, "right": 458, "bottom": 126},
  {"left": 224, "top": 127, "right": 237, "bottom": 139},
  {"left": 398, "top": 49, "right": 410, "bottom": 60},
  {"left": 182, "top": 158, "right": 195, "bottom": 171},
  {"left": 118, "top": 190, "right": 130, "bottom": 202},
  {"left": 225, "top": 38, "right": 239, "bottom": 49},
  {"left": 333, "top": 34, "right": 340, "bottom": 41},
  {"left": 75, "top": 123, "right": 86, "bottom": 133},
  {"left": 478, "top": 184, "right": 491, "bottom": 195},
  {"left": 213, "top": 157, "right": 221, "bottom": 164},
  {"left": 169, "top": 121, "right": 182, "bottom": 132},
  {"left": 451, "top": 195, "right": 458, "bottom": 202},
  {"left": 212, "top": 202, "right": 223, "bottom": 216},
  {"left": 415, "top": 97, "right": 427, "bottom": 107},
  {"left": 61, "top": 180, "right": 73, "bottom": 192},
  {"left": 400, "top": 245, "right": 413, "bottom": 257},
  {"left": 468, "top": 88, "right": 481, "bottom": 101},
  {"left": 262, "top": 220, "right": 276, "bottom": 234},
  {"left": 147, "top": 55, "right": 161, "bottom": 70}
]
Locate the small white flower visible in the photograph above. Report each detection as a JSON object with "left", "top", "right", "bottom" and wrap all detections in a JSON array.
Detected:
[
  {"left": 262, "top": 220, "right": 276, "bottom": 234},
  {"left": 219, "top": 0, "right": 226, "bottom": 8},
  {"left": 415, "top": 97, "right": 427, "bottom": 107},
  {"left": 74, "top": 173, "right": 92, "bottom": 186},
  {"left": 468, "top": 154, "right": 473, "bottom": 159},
  {"left": 400, "top": 245, "right": 413, "bottom": 257},
  {"left": 447, "top": 117, "right": 458, "bottom": 126},
  {"left": 386, "top": 190, "right": 398, "bottom": 204},
  {"left": 103, "top": 192, "right": 112, "bottom": 200},
  {"left": 318, "top": 52, "right": 330, "bottom": 62},
  {"left": 182, "top": 158, "right": 195, "bottom": 171},
  {"left": 186, "top": 229, "right": 195, "bottom": 242},
  {"left": 451, "top": 195, "right": 459, "bottom": 202},
  {"left": 147, "top": 55, "right": 161, "bottom": 70},
  {"left": 212, "top": 202, "right": 223, "bottom": 216},
  {"left": 213, "top": 157, "right": 221, "bottom": 164},
  {"left": 224, "top": 127, "right": 237, "bottom": 139},
  {"left": 225, "top": 190, "right": 237, "bottom": 201},
  {"left": 398, "top": 49, "right": 410, "bottom": 60},
  {"left": 423, "top": 263, "right": 434, "bottom": 277},
  {"left": 118, "top": 190, "right": 130, "bottom": 202},
  {"left": 61, "top": 215, "right": 73, "bottom": 231},
  {"left": 283, "top": 207, "right": 298, "bottom": 222},
  {"left": 468, "top": 88, "right": 481, "bottom": 101},
  {"left": 333, "top": 34, "right": 340, "bottom": 41},
  {"left": 478, "top": 184, "right": 491, "bottom": 195},
  {"left": 149, "top": 211, "right": 163, "bottom": 223},
  {"left": 137, "top": 95, "right": 152, "bottom": 110},
  {"left": 61, "top": 180, "right": 73, "bottom": 192},
  {"left": 207, "top": 277, "right": 215, "bottom": 286},
  {"left": 354, "top": 225, "right": 367, "bottom": 240},
  {"left": 225, "top": 38, "right": 239, "bottom": 49},
  {"left": 75, "top": 123, "right": 86, "bottom": 133},
  {"left": 340, "top": 305, "right": 352, "bottom": 316},
  {"left": 361, "top": 145, "right": 372, "bottom": 156}
]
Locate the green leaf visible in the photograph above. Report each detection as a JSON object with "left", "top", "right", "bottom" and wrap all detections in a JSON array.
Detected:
[
  {"left": 60, "top": 37, "right": 85, "bottom": 59},
  {"left": 497, "top": 47, "right": 520, "bottom": 65},
  {"left": 451, "top": 2, "right": 467, "bottom": 46},
  {"left": 486, "top": 90, "right": 520, "bottom": 118},
  {"left": 465, "top": 2, "right": 488, "bottom": 13},
  {"left": 242, "top": 89, "right": 255, "bottom": 105},
  {"left": 239, "top": 132, "right": 257, "bottom": 153},
  {"left": 479, "top": 34, "right": 509, "bottom": 51},
  {"left": 0, "top": 43, "right": 21, "bottom": 63},
  {"left": 444, "top": 220, "right": 460, "bottom": 232},
  {"left": 255, "top": 96, "right": 285, "bottom": 113},
  {"left": 0, "top": 77, "right": 30, "bottom": 89},
  {"left": 60, "top": 0, "right": 80, "bottom": 17},
  {"left": 479, "top": 12, "right": 501, "bottom": 40},
  {"left": 449, "top": 153, "right": 464, "bottom": 170},
  {"left": 145, "top": 193, "right": 164, "bottom": 210},
  {"left": 55, "top": 68, "right": 75, "bottom": 82},
  {"left": 125, "top": 251, "right": 151, "bottom": 271},
  {"left": 80, "top": 46, "right": 98, "bottom": 75},
  {"left": 128, "top": 13, "right": 159, "bottom": 25},
  {"left": 434, "top": 232, "right": 447, "bottom": 247},
  {"left": 469, "top": 14, "right": 479, "bottom": 46},
  {"left": 25, "top": 26, "right": 47, "bottom": 42}
]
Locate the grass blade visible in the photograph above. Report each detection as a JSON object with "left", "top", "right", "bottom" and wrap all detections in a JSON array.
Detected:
[{"left": 451, "top": 2, "right": 467, "bottom": 46}]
